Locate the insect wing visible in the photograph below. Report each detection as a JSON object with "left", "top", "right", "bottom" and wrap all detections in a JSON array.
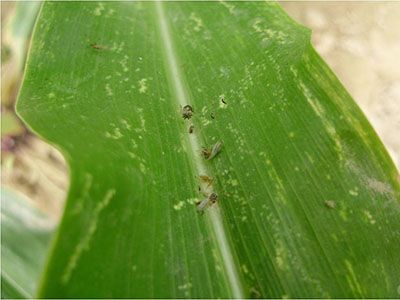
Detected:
[
  {"left": 208, "top": 141, "right": 223, "bottom": 160},
  {"left": 196, "top": 197, "right": 209, "bottom": 211}
]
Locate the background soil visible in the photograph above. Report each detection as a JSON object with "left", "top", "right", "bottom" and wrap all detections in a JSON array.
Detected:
[{"left": 282, "top": 2, "right": 400, "bottom": 167}]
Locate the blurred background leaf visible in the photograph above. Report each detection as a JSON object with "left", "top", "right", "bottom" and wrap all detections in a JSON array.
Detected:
[
  {"left": 1, "top": 188, "right": 55, "bottom": 299},
  {"left": 1, "top": 2, "right": 41, "bottom": 108}
]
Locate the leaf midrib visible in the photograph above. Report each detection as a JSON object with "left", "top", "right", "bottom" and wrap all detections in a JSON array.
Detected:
[{"left": 154, "top": 2, "right": 244, "bottom": 298}]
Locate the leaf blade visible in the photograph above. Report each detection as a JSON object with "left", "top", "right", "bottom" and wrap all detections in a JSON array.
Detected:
[{"left": 16, "top": 2, "right": 400, "bottom": 298}]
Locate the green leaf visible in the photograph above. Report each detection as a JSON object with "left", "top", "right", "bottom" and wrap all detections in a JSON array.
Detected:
[
  {"left": 1, "top": 188, "right": 54, "bottom": 299},
  {"left": 16, "top": 2, "right": 400, "bottom": 298}
]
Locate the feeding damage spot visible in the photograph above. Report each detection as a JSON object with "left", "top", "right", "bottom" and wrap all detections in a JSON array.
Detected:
[
  {"left": 173, "top": 201, "right": 185, "bottom": 211},
  {"left": 93, "top": 3, "right": 105, "bottom": 16},
  {"left": 189, "top": 12, "right": 204, "bottom": 32},
  {"left": 105, "top": 127, "right": 122, "bottom": 139},
  {"left": 349, "top": 188, "right": 359, "bottom": 197},
  {"left": 346, "top": 160, "right": 395, "bottom": 198},
  {"left": 138, "top": 78, "right": 148, "bottom": 94},
  {"left": 62, "top": 189, "right": 115, "bottom": 284},
  {"left": 105, "top": 83, "right": 113, "bottom": 96}
]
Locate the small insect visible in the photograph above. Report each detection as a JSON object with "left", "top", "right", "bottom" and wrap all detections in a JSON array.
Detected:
[
  {"left": 90, "top": 43, "right": 103, "bottom": 50},
  {"left": 181, "top": 105, "right": 194, "bottom": 119},
  {"left": 201, "top": 147, "right": 212, "bottom": 159},
  {"left": 221, "top": 97, "right": 227, "bottom": 104},
  {"left": 210, "top": 112, "right": 215, "bottom": 119},
  {"left": 196, "top": 192, "right": 218, "bottom": 214},
  {"left": 201, "top": 141, "right": 223, "bottom": 160},
  {"left": 199, "top": 175, "right": 213, "bottom": 188},
  {"left": 324, "top": 200, "right": 336, "bottom": 209},
  {"left": 188, "top": 124, "right": 194, "bottom": 134},
  {"left": 209, "top": 141, "right": 223, "bottom": 160},
  {"left": 198, "top": 175, "right": 213, "bottom": 197},
  {"left": 209, "top": 192, "right": 218, "bottom": 204}
]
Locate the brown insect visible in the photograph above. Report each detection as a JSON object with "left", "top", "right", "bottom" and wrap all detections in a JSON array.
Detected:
[
  {"left": 201, "top": 147, "right": 212, "bottom": 159},
  {"left": 198, "top": 175, "right": 213, "bottom": 198},
  {"left": 208, "top": 192, "right": 218, "bottom": 204},
  {"left": 90, "top": 43, "right": 103, "bottom": 50},
  {"left": 221, "top": 97, "right": 226, "bottom": 104},
  {"left": 188, "top": 124, "right": 194, "bottom": 134},
  {"left": 182, "top": 105, "right": 194, "bottom": 119},
  {"left": 199, "top": 175, "right": 213, "bottom": 188}
]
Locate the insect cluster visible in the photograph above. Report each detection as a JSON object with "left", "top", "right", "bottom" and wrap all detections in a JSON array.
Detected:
[{"left": 181, "top": 102, "right": 225, "bottom": 214}]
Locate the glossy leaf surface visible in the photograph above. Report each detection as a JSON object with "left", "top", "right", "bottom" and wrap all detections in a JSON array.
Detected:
[{"left": 17, "top": 2, "right": 400, "bottom": 298}]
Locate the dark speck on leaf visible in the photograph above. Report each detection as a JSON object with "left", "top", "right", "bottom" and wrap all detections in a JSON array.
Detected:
[
  {"left": 182, "top": 105, "right": 194, "bottom": 119},
  {"left": 189, "top": 124, "right": 194, "bottom": 134},
  {"left": 90, "top": 43, "right": 103, "bottom": 50}
]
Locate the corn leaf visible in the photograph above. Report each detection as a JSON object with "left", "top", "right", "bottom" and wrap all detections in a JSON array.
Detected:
[{"left": 16, "top": 2, "right": 400, "bottom": 298}]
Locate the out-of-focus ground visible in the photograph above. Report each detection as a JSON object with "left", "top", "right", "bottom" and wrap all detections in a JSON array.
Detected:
[
  {"left": 1, "top": 2, "right": 69, "bottom": 220},
  {"left": 282, "top": 2, "right": 400, "bottom": 168},
  {"left": 1, "top": 3, "right": 399, "bottom": 221}
]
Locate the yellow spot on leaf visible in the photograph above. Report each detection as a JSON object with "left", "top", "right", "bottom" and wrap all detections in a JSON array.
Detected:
[{"left": 138, "top": 78, "right": 148, "bottom": 94}]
